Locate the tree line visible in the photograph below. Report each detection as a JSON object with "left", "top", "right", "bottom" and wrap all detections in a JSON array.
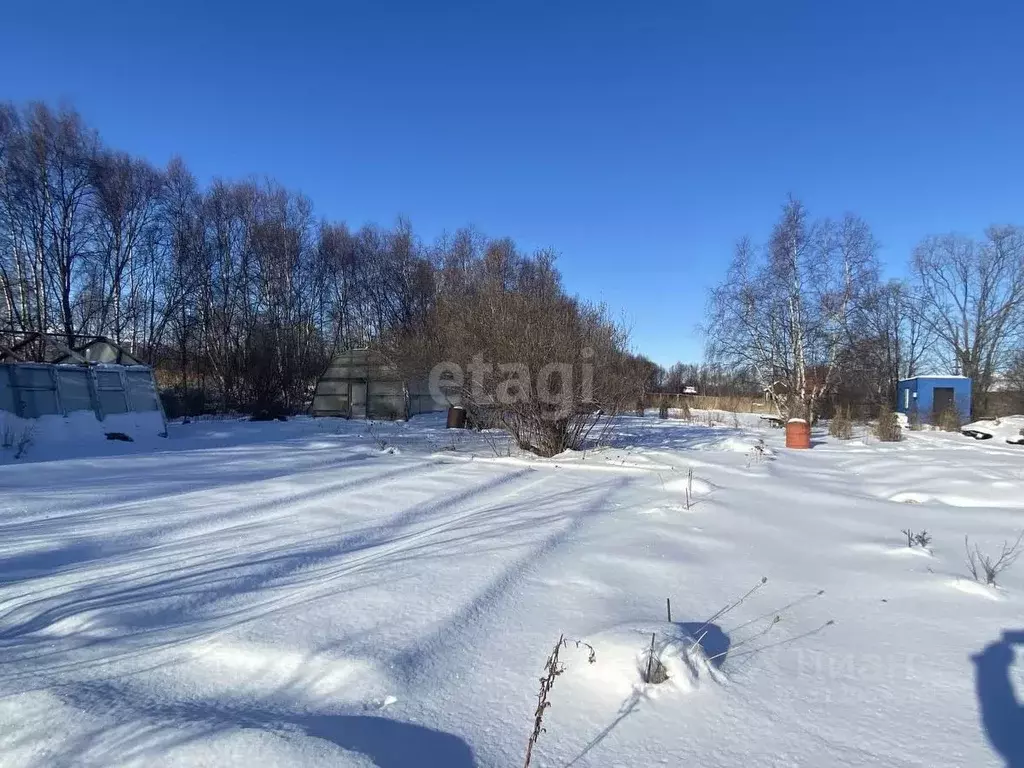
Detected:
[
  {"left": 705, "top": 197, "right": 1024, "bottom": 420},
  {"left": 6, "top": 103, "right": 1019, "bottom": 434},
  {"left": 0, "top": 101, "right": 655, "bottom": 448}
]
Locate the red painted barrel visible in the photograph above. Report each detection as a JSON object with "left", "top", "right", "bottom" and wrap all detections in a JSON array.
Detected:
[{"left": 785, "top": 418, "right": 811, "bottom": 449}]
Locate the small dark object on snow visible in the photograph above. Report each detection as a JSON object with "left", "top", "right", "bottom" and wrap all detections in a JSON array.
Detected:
[
  {"left": 446, "top": 406, "right": 467, "bottom": 429},
  {"left": 105, "top": 432, "right": 133, "bottom": 442},
  {"left": 276, "top": 414, "right": 288, "bottom": 422},
  {"left": 642, "top": 632, "right": 670, "bottom": 684}
]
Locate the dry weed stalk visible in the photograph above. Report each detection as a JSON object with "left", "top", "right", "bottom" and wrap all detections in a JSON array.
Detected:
[{"left": 523, "top": 634, "right": 596, "bottom": 768}]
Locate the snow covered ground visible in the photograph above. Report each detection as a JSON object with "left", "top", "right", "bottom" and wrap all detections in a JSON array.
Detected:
[{"left": 1, "top": 412, "right": 1022, "bottom": 767}]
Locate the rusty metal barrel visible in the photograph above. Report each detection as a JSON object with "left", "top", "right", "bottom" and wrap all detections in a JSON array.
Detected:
[
  {"left": 785, "top": 418, "right": 811, "bottom": 449},
  {"left": 446, "top": 406, "right": 467, "bottom": 429}
]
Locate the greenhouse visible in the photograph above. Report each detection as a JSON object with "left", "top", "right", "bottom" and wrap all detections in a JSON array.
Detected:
[{"left": 0, "top": 335, "right": 167, "bottom": 443}]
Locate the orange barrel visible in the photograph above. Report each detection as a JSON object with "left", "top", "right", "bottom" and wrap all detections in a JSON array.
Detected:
[
  {"left": 785, "top": 418, "right": 811, "bottom": 449},
  {"left": 446, "top": 406, "right": 467, "bottom": 429}
]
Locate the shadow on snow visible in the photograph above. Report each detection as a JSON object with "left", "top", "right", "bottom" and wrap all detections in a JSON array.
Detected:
[
  {"left": 974, "top": 630, "right": 1024, "bottom": 768},
  {"left": 57, "top": 679, "right": 475, "bottom": 767}
]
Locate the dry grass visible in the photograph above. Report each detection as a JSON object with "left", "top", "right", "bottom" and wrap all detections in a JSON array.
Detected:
[
  {"left": 907, "top": 408, "right": 923, "bottom": 431},
  {"left": 692, "top": 395, "right": 766, "bottom": 412},
  {"left": 875, "top": 403, "right": 902, "bottom": 442},
  {"left": 648, "top": 394, "right": 765, "bottom": 413},
  {"left": 828, "top": 407, "right": 854, "bottom": 440},
  {"left": 936, "top": 406, "right": 963, "bottom": 433}
]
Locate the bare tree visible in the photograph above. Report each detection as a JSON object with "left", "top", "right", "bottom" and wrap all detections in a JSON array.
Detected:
[
  {"left": 836, "top": 280, "right": 933, "bottom": 412},
  {"left": 706, "top": 199, "right": 878, "bottom": 420},
  {"left": 89, "top": 150, "right": 165, "bottom": 349},
  {"left": 912, "top": 228, "right": 1024, "bottom": 414},
  {"left": 1006, "top": 350, "right": 1024, "bottom": 393}
]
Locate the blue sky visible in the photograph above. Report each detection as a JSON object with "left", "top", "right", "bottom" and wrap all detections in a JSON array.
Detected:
[{"left": 4, "top": 1, "right": 1023, "bottom": 366}]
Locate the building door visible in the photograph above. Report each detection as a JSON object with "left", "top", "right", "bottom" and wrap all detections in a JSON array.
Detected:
[
  {"left": 350, "top": 382, "right": 367, "bottom": 419},
  {"left": 932, "top": 387, "right": 955, "bottom": 419}
]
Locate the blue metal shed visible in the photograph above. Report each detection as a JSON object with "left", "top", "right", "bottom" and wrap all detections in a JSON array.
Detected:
[{"left": 896, "top": 375, "right": 972, "bottom": 421}]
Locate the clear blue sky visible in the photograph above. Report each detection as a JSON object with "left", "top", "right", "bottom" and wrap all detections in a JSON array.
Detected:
[{"left": 4, "top": 1, "right": 1023, "bottom": 366}]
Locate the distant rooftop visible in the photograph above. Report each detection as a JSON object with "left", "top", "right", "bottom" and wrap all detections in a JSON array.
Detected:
[{"left": 898, "top": 375, "right": 969, "bottom": 382}]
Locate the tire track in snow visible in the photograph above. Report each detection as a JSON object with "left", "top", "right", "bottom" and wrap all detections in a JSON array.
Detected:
[
  {"left": 0, "top": 451, "right": 432, "bottom": 542},
  {"left": 0, "top": 465, "right": 555, "bottom": 684},
  {"left": 0, "top": 456, "right": 463, "bottom": 598},
  {"left": 181, "top": 466, "right": 556, "bottom": 632},
  {"left": 0, "top": 458, "right": 464, "bottom": 641}
]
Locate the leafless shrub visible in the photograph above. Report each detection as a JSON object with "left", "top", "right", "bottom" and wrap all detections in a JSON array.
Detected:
[
  {"left": 523, "top": 634, "right": 596, "bottom": 768},
  {"left": 365, "top": 420, "right": 389, "bottom": 452},
  {"left": 674, "top": 581, "right": 833, "bottom": 674},
  {"left": 965, "top": 532, "right": 1024, "bottom": 586},
  {"left": 15, "top": 429, "right": 32, "bottom": 459},
  {"left": 875, "top": 403, "right": 902, "bottom": 442},
  {"left": 907, "top": 407, "right": 923, "bottom": 431},
  {"left": 479, "top": 428, "right": 511, "bottom": 457},
  {"left": 693, "top": 577, "right": 769, "bottom": 638},
  {"left": 937, "top": 406, "right": 963, "bottom": 433},
  {"left": 829, "top": 408, "right": 853, "bottom": 439},
  {"left": 390, "top": 244, "right": 644, "bottom": 458},
  {"left": 2, "top": 423, "right": 33, "bottom": 459},
  {"left": 745, "top": 438, "right": 768, "bottom": 468},
  {"left": 676, "top": 396, "right": 691, "bottom": 421},
  {"left": 901, "top": 528, "right": 932, "bottom": 548},
  {"left": 658, "top": 398, "right": 669, "bottom": 419}
]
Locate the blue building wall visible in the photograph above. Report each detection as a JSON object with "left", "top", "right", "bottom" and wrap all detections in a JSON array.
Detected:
[{"left": 896, "top": 376, "right": 971, "bottom": 421}]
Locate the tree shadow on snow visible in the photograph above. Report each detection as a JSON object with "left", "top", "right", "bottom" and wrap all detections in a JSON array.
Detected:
[
  {"left": 0, "top": 538, "right": 137, "bottom": 586},
  {"left": 303, "top": 715, "right": 475, "bottom": 768},
  {"left": 56, "top": 680, "right": 476, "bottom": 768},
  {"left": 974, "top": 630, "right": 1024, "bottom": 768}
]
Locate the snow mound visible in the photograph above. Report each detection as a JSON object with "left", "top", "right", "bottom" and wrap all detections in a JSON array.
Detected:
[
  {"left": 889, "top": 492, "right": 932, "bottom": 504},
  {"left": 887, "top": 489, "right": 1019, "bottom": 508},
  {"left": 715, "top": 436, "right": 769, "bottom": 454},
  {"left": 961, "top": 415, "right": 1024, "bottom": 444},
  {"left": 947, "top": 578, "right": 1005, "bottom": 601},
  {"left": 569, "top": 623, "right": 727, "bottom": 703},
  {"left": 174, "top": 639, "right": 393, "bottom": 707},
  {"left": 664, "top": 476, "right": 714, "bottom": 496},
  {"left": 853, "top": 542, "right": 933, "bottom": 559}
]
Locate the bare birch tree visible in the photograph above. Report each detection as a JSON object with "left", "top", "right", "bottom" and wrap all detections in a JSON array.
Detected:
[{"left": 706, "top": 199, "right": 878, "bottom": 420}]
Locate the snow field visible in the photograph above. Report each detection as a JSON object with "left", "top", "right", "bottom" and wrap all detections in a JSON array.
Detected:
[{"left": 0, "top": 412, "right": 1022, "bottom": 766}]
